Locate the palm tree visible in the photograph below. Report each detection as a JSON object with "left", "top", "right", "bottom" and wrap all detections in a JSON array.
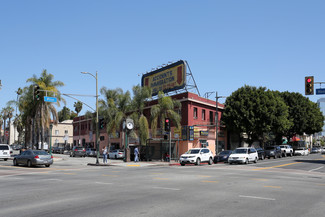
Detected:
[
  {"left": 74, "top": 101, "right": 83, "bottom": 145},
  {"left": 0, "top": 107, "right": 12, "bottom": 144},
  {"left": 26, "top": 69, "right": 65, "bottom": 149},
  {"left": 150, "top": 91, "right": 182, "bottom": 137},
  {"left": 13, "top": 114, "right": 24, "bottom": 144},
  {"left": 99, "top": 87, "right": 131, "bottom": 150},
  {"left": 129, "top": 85, "right": 152, "bottom": 146},
  {"left": 6, "top": 106, "right": 14, "bottom": 145}
]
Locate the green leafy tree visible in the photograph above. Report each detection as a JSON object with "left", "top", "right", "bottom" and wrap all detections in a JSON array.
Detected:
[
  {"left": 222, "top": 85, "right": 290, "bottom": 145},
  {"left": 305, "top": 100, "right": 324, "bottom": 135},
  {"left": 58, "top": 106, "right": 75, "bottom": 122},
  {"left": 150, "top": 91, "right": 181, "bottom": 137},
  {"left": 279, "top": 91, "right": 324, "bottom": 137}
]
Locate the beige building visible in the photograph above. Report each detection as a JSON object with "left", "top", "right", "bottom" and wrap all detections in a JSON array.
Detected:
[{"left": 50, "top": 120, "right": 73, "bottom": 149}]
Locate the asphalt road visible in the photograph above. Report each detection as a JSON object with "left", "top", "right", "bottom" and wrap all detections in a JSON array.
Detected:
[{"left": 0, "top": 153, "right": 324, "bottom": 217}]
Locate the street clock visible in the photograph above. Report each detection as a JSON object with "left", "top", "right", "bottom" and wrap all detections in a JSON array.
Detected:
[{"left": 126, "top": 118, "right": 134, "bottom": 130}]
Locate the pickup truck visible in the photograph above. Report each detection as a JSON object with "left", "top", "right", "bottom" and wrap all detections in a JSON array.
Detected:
[{"left": 279, "top": 145, "right": 293, "bottom": 157}]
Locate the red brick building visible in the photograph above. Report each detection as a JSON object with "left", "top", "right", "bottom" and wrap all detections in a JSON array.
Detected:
[{"left": 73, "top": 92, "right": 227, "bottom": 160}]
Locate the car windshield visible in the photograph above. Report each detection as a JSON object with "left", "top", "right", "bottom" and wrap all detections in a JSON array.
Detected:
[
  {"left": 219, "top": 150, "right": 232, "bottom": 155},
  {"left": 186, "top": 149, "right": 200, "bottom": 154},
  {"left": 233, "top": 149, "right": 247, "bottom": 154},
  {"left": 265, "top": 147, "right": 275, "bottom": 150}
]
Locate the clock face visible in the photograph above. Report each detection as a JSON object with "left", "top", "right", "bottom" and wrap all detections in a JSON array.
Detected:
[{"left": 127, "top": 122, "right": 134, "bottom": 130}]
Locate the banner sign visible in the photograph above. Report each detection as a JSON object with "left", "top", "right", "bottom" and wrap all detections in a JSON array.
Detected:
[
  {"left": 182, "top": 126, "right": 188, "bottom": 141},
  {"left": 200, "top": 131, "right": 209, "bottom": 136},
  {"left": 141, "top": 60, "right": 186, "bottom": 96}
]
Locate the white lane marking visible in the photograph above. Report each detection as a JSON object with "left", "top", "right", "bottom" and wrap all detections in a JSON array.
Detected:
[
  {"left": 44, "top": 179, "right": 63, "bottom": 182},
  {"left": 308, "top": 166, "right": 324, "bottom": 172},
  {"left": 95, "top": 182, "right": 113, "bottom": 185},
  {"left": 239, "top": 195, "right": 275, "bottom": 201},
  {"left": 152, "top": 187, "right": 181, "bottom": 191}
]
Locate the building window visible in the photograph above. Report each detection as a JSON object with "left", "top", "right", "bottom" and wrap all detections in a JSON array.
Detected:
[
  {"left": 193, "top": 107, "right": 198, "bottom": 119},
  {"left": 65, "top": 130, "right": 68, "bottom": 134},
  {"left": 55, "top": 130, "right": 59, "bottom": 135},
  {"left": 210, "top": 111, "right": 214, "bottom": 124},
  {"left": 202, "top": 109, "right": 206, "bottom": 120}
]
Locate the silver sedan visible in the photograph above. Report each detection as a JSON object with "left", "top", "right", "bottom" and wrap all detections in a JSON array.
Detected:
[{"left": 13, "top": 150, "right": 53, "bottom": 167}]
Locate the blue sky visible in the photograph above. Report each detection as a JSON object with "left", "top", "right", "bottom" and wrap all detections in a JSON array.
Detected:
[{"left": 1, "top": 0, "right": 324, "bottom": 116}]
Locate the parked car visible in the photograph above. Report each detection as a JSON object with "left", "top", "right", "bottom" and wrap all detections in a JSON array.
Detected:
[
  {"left": 228, "top": 147, "right": 258, "bottom": 164},
  {"left": 294, "top": 147, "right": 309, "bottom": 156},
  {"left": 180, "top": 148, "right": 213, "bottom": 166},
  {"left": 108, "top": 149, "right": 124, "bottom": 159},
  {"left": 0, "top": 144, "right": 11, "bottom": 161},
  {"left": 255, "top": 147, "right": 266, "bottom": 160},
  {"left": 86, "top": 148, "right": 97, "bottom": 157},
  {"left": 13, "top": 150, "right": 53, "bottom": 167},
  {"left": 70, "top": 146, "right": 86, "bottom": 157},
  {"left": 321, "top": 147, "right": 325, "bottom": 154},
  {"left": 213, "top": 150, "right": 232, "bottom": 163},
  {"left": 52, "top": 146, "right": 64, "bottom": 154},
  {"left": 265, "top": 146, "right": 282, "bottom": 159},
  {"left": 311, "top": 147, "right": 321, "bottom": 154},
  {"left": 279, "top": 145, "right": 293, "bottom": 157}
]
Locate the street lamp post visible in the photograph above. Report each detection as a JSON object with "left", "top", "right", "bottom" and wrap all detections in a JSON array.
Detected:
[{"left": 81, "top": 71, "right": 99, "bottom": 165}]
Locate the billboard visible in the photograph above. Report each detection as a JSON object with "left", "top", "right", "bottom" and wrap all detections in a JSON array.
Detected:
[{"left": 141, "top": 60, "right": 186, "bottom": 96}]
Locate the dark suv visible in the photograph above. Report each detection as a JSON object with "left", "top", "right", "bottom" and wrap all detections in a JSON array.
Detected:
[
  {"left": 265, "top": 146, "right": 282, "bottom": 159},
  {"left": 70, "top": 146, "right": 86, "bottom": 157}
]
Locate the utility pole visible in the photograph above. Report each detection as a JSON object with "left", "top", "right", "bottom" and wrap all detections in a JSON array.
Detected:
[
  {"left": 215, "top": 92, "right": 226, "bottom": 155},
  {"left": 215, "top": 91, "right": 219, "bottom": 155}
]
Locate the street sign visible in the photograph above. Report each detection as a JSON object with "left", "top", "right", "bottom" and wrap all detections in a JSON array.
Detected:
[
  {"left": 316, "top": 88, "right": 325, "bottom": 95},
  {"left": 44, "top": 96, "right": 57, "bottom": 102}
]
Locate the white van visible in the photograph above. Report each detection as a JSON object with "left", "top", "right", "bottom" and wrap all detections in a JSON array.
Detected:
[{"left": 0, "top": 144, "right": 11, "bottom": 161}]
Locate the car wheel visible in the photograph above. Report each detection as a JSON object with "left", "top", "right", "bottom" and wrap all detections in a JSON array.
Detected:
[
  {"left": 284, "top": 152, "right": 287, "bottom": 157},
  {"left": 4, "top": 158, "right": 8, "bottom": 161},
  {"left": 261, "top": 155, "right": 264, "bottom": 160},
  {"left": 115, "top": 155, "right": 117, "bottom": 159},
  {"left": 229, "top": 162, "right": 233, "bottom": 165},
  {"left": 27, "top": 160, "right": 32, "bottom": 168},
  {"left": 195, "top": 158, "right": 201, "bottom": 165},
  {"left": 45, "top": 164, "right": 50, "bottom": 167},
  {"left": 181, "top": 163, "right": 185, "bottom": 166},
  {"left": 254, "top": 157, "right": 257, "bottom": 163},
  {"left": 245, "top": 158, "right": 249, "bottom": 164},
  {"left": 279, "top": 154, "right": 282, "bottom": 158},
  {"left": 208, "top": 157, "right": 213, "bottom": 165},
  {"left": 274, "top": 155, "right": 277, "bottom": 159},
  {"left": 268, "top": 156, "right": 270, "bottom": 159},
  {"left": 13, "top": 159, "right": 18, "bottom": 166},
  {"left": 290, "top": 152, "right": 293, "bottom": 157}
]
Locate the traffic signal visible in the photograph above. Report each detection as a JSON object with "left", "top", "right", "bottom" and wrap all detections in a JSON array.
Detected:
[
  {"left": 305, "top": 76, "right": 314, "bottom": 95},
  {"left": 164, "top": 118, "right": 170, "bottom": 132},
  {"left": 99, "top": 118, "right": 105, "bottom": 129},
  {"left": 34, "top": 85, "right": 40, "bottom": 100}
]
